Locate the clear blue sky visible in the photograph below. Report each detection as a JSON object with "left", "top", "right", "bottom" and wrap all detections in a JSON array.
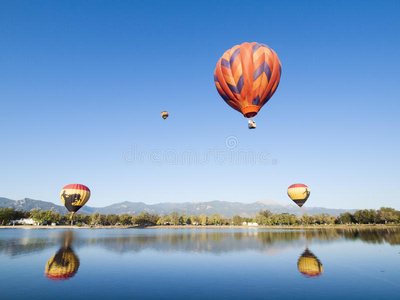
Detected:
[{"left": 1, "top": 0, "right": 399, "bottom": 210}]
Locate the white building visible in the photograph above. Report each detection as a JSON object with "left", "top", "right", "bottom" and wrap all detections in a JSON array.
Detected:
[
  {"left": 242, "top": 222, "right": 259, "bottom": 226},
  {"left": 11, "top": 218, "right": 36, "bottom": 225},
  {"left": 248, "top": 222, "right": 259, "bottom": 227}
]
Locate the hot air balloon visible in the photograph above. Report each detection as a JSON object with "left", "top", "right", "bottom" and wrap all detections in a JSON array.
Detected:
[
  {"left": 45, "top": 231, "right": 80, "bottom": 281},
  {"left": 161, "top": 111, "right": 169, "bottom": 120},
  {"left": 297, "top": 248, "right": 323, "bottom": 278},
  {"left": 60, "top": 184, "right": 90, "bottom": 223},
  {"left": 287, "top": 183, "right": 310, "bottom": 208},
  {"left": 214, "top": 42, "right": 282, "bottom": 129}
]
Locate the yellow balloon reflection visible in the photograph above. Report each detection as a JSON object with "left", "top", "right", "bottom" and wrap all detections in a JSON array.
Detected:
[
  {"left": 45, "top": 231, "right": 80, "bottom": 281},
  {"left": 297, "top": 247, "right": 323, "bottom": 278}
]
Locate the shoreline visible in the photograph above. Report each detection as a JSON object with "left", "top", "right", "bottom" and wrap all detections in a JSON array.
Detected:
[{"left": 0, "top": 224, "right": 398, "bottom": 230}]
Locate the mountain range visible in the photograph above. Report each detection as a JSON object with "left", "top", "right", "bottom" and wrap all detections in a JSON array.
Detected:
[{"left": 0, "top": 197, "right": 357, "bottom": 218}]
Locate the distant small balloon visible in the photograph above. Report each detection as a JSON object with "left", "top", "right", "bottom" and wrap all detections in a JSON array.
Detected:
[
  {"left": 287, "top": 183, "right": 310, "bottom": 208},
  {"left": 161, "top": 111, "right": 169, "bottom": 120}
]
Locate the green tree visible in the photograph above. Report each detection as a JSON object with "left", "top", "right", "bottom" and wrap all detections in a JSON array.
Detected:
[
  {"left": 189, "top": 215, "right": 199, "bottom": 225},
  {"left": 220, "top": 217, "right": 229, "bottom": 225},
  {"left": 170, "top": 212, "right": 180, "bottom": 225},
  {"left": 377, "top": 207, "right": 399, "bottom": 224},
  {"left": 328, "top": 215, "right": 338, "bottom": 225},
  {"left": 209, "top": 214, "right": 221, "bottom": 225},
  {"left": 90, "top": 212, "right": 99, "bottom": 225},
  {"left": 232, "top": 215, "right": 243, "bottom": 226},
  {"left": 338, "top": 212, "right": 354, "bottom": 224},
  {"left": 134, "top": 212, "right": 160, "bottom": 226},
  {"left": 199, "top": 214, "right": 207, "bottom": 225},
  {"left": 119, "top": 214, "right": 132, "bottom": 225},
  {"left": 300, "top": 213, "right": 314, "bottom": 225},
  {"left": 259, "top": 209, "right": 272, "bottom": 218},
  {"left": 179, "top": 214, "right": 188, "bottom": 224},
  {"left": 0, "top": 208, "right": 20, "bottom": 225},
  {"left": 354, "top": 209, "right": 377, "bottom": 224},
  {"left": 149, "top": 214, "right": 161, "bottom": 225},
  {"left": 242, "top": 217, "right": 253, "bottom": 223},
  {"left": 91, "top": 212, "right": 106, "bottom": 225},
  {"left": 107, "top": 214, "right": 119, "bottom": 225},
  {"left": 47, "top": 211, "right": 62, "bottom": 223},
  {"left": 268, "top": 214, "right": 280, "bottom": 225},
  {"left": 278, "top": 214, "right": 292, "bottom": 225},
  {"left": 314, "top": 214, "right": 329, "bottom": 225},
  {"left": 253, "top": 215, "right": 267, "bottom": 225},
  {"left": 162, "top": 215, "right": 172, "bottom": 224},
  {"left": 289, "top": 215, "right": 300, "bottom": 225},
  {"left": 30, "top": 209, "right": 45, "bottom": 224},
  {"left": 64, "top": 212, "right": 87, "bottom": 224}
]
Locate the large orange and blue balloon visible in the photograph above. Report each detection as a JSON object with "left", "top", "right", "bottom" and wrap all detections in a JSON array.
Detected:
[
  {"left": 287, "top": 183, "right": 310, "bottom": 208},
  {"left": 214, "top": 42, "right": 282, "bottom": 118},
  {"left": 60, "top": 184, "right": 90, "bottom": 215}
]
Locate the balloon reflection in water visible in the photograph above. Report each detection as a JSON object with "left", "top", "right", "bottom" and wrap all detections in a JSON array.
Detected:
[
  {"left": 297, "top": 248, "right": 323, "bottom": 278},
  {"left": 45, "top": 231, "right": 80, "bottom": 281}
]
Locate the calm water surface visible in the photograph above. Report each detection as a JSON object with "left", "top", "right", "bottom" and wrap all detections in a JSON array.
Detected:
[{"left": 0, "top": 228, "right": 399, "bottom": 299}]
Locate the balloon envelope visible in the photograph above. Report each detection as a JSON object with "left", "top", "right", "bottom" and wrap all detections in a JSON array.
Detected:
[
  {"left": 297, "top": 248, "right": 323, "bottom": 277},
  {"left": 45, "top": 231, "right": 79, "bottom": 281},
  {"left": 161, "top": 111, "right": 169, "bottom": 120},
  {"left": 45, "top": 247, "right": 80, "bottom": 281},
  {"left": 287, "top": 183, "right": 310, "bottom": 208},
  {"left": 60, "top": 184, "right": 90, "bottom": 213},
  {"left": 214, "top": 42, "right": 282, "bottom": 118}
]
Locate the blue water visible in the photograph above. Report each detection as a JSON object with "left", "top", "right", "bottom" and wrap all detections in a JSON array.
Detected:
[{"left": 0, "top": 228, "right": 399, "bottom": 299}]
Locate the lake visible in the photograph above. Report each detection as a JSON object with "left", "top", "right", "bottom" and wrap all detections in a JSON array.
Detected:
[{"left": 0, "top": 228, "right": 399, "bottom": 299}]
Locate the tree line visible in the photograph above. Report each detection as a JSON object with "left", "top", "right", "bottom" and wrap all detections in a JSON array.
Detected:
[{"left": 1, "top": 207, "right": 400, "bottom": 226}]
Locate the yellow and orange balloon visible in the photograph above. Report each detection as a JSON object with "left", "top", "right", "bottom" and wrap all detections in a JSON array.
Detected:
[
  {"left": 45, "top": 247, "right": 80, "bottom": 281},
  {"left": 161, "top": 111, "right": 169, "bottom": 120},
  {"left": 297, "top": 248, "right": 323, "bottom": 278},
  {"left": 287, "top": 183, "right": 310, "bottom": 208},
  {"left": 60, "top": 184, "right": 91, "bottom": 216},
  {"left": 45, "top": 231, "right": 80, "bottom": 281},
  {"left": 214, "top": 42, "right": 282, "bottom": 119}
]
